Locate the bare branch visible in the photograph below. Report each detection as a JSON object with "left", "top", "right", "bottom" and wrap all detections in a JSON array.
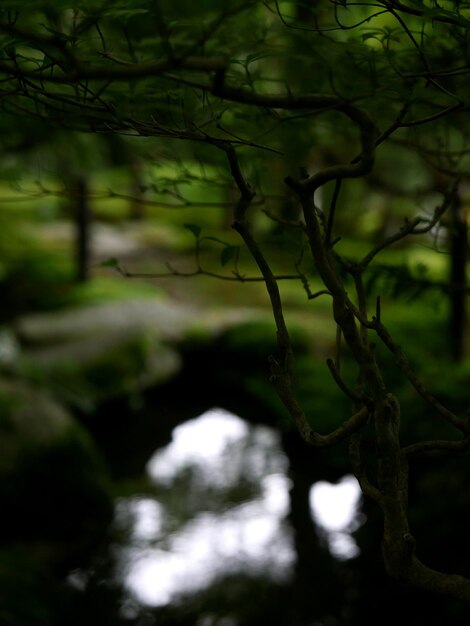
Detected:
[
  {"left": 358, "top": 180, "right": 458, "bottom": 269},
  {"left": 404, "top": 438, "right": 470, "bottom": 456},
  {"left": 371, "top": 318, "right": 469, "bottom": 434},
  {"left": 0, "top": 55, "right": 228, "bottom": 83}
]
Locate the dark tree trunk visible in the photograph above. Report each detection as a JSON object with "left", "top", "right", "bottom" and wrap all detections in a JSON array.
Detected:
[
  {"left": 73, "top": 176, "right": 91, "bottom": 283},
  {"left": 129, "top": 157, "right": 146, "bottom": 220},
  {"left": 449, "top": 195, "right": 467, "bottom": 361},
  {"left": 281, "top": 430, "right": 345, "bottom": 623}
]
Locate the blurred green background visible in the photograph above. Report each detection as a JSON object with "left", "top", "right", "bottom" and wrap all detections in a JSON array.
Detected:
[{"left": 0, "top": 2, "right": 469, "bottom": 625}]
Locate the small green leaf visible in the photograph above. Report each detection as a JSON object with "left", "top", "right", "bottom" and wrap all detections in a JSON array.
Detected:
[
  {"left": 221, "top": 245, "right": 236, "bottom": 267},
  {"left": 184, "top": 223, "right": 201, "bottom": 238},
  {"left": 99, "top": 257, "right": 120, "bottom": 269}
]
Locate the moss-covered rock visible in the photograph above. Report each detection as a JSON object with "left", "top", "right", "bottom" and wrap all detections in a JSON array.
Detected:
[
  {"left": 11, "top": 298, "right": 192, "bottom": 408},
  {"left": 15, "top": 329, "right": 181, "bottom": 410},
  {"left": 0, "top": 548, "right": 56, "bottom": 626},
  {"left": 0, "top": 380, "right": 113, "bottom": 564}
]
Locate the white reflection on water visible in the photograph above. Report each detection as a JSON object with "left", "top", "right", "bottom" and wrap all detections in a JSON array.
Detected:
[
  {"left": 118, "top": 408, "right": 294, "bottom": 607},
  {"left": 147, "top": 409, "right": 249, "bottom": 485},
  {"left": 114, "top": 498, "right": 164, "bottom": 543},
  {"left": 310, "top": 474, "right": 363, "bottom": 559},
  {"left": 115, "top": 408, "right": 363, "bottom": 607},
  {"left": 124, "top": 499, "right": 293, "bottom": 607}
]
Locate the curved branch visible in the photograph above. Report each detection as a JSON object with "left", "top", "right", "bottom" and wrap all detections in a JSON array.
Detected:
[
  {"left": 161, "top": 72, "right": 378, "bottom": 188},
  {"left": 371, "top": 319, "right": 469, "bottom": 434},
  {"left": 0, "top": 55, "right": 228, "bottom": 83},
  {"left": 382, "top": 0, "right": 470, "bottom": 28},
  {"left": 403, "top": 437, "right": 470, "bottom": 456}
]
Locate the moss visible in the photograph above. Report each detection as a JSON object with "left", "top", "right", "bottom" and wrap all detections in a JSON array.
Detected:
[
  {"left": 16, "top": 332, "right": 181, "bottom": 410},
  {"left": 64, "top": 275, "right": 164, "bottom": 308},
  {"left": 0, "top": 380, "right": 71, "bottom": 471},
  {"left": 217, "top": 318, "right": 311, "bottom": 359},
  {"left": 292, "top": 354, "right": 353, "bottom": 432},
  {"left": 0, "top": 380, "right": 113, "bottom": 560},
  {"left": 0, "top": 250, "right": 73, "bottom": 321},
  {"left": 0, "top": 549, "right": 55, "bottom": 626},
  {"left": 0, "top": 430, "right": 112, "bottom": 546}
]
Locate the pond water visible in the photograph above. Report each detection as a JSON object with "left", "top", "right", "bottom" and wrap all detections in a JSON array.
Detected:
[{"left": 73, "top": 407, "right": 363, "bottom": 614}]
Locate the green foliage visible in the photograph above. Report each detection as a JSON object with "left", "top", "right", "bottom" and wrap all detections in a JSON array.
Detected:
[
  {"left": 218, "top": 318, "right": 310, "bottom": 359},
  {"left": 365, "top": 262, "right": 442, "bottom": 302},
  {"left": 293, "top": 354, "right": 355, "bottom": 431},
  {"left": 98, "top": 256, "right": 122, "bottom": 271},
  {"left": 66, "top": 276, "right": 162, "bottom": 307},
  {"left": 0, "top": 249, "right": 73, "bottom": 321},
  {"left": 418, "top": 356, "right": 470, "bottom": 412},
  {"left": 16, "top": 331, "right": 180, "bottom": 411},
  {"left": 184, "top": 223, "right": 202, "bottom": 239}
]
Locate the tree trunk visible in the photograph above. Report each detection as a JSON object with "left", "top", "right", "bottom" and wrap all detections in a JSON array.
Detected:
[
  {"left": 281, "top": 431, "right": 345, "bottom": 623},
  {"left": 73, "top": 176, "right": 91, "bottom": 283},
  {"left": 449, "top": 195, "right": 467, "bottom": 361}
]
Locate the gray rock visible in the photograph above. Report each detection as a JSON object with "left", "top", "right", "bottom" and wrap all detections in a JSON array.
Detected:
[
  {"left": 15, "top": 298, "right": 197, "bottom": 345},
  {"left": 0, "top": 328, "right": 21, "bottom": 368}
]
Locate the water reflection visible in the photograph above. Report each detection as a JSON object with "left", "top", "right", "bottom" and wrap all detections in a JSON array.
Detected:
[
  {"left": 310, "top": 475, "right": 363, "bottom": 559},
  {"left": 109, "top": 408, "right": 363, "bottom": 609},
  {"left": 116, "top": 408, "right": 294, "bottom": 607}
]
